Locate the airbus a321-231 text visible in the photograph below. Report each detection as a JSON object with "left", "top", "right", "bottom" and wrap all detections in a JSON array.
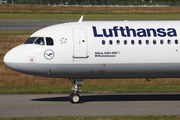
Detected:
[{"left": 4, "top": 16, "right": 180, "bottom": 103}]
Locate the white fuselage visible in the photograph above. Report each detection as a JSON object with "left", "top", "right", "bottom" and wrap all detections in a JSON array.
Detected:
[{"left": 4, "top": 21, "right": 180, "bottom": 78}]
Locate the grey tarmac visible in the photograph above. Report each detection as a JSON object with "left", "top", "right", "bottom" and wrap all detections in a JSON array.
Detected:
[
  {"left": 0, "top": 93, "right": 180, "bottom": 118},
  {"left": 0, "top": 20, "right": 73, "bottom": 30}
]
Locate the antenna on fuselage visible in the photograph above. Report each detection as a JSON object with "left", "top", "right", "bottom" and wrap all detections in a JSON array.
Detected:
[{"left": 78, "top": 15, "right": 83, "bottom": 22}]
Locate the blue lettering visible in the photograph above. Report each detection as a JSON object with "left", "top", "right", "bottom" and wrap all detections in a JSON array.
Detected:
[
  {"left": 157, "top": 28, "right": 166, "bottom": 37},
  {"left": 126, "top": 26, "right": 136, "bottom": 37},
  {"left": 137, "top": 28, "right": 146, "bottom": 37},
  {"left": 92, "top": 26, "right": 177, "bottom": 38},
  {"left": 103, "top": 29, "right": 113, "bottom": 37},
  {"left": 92, "top": 26, "right": 103, "bottom": 37},
  {"left": 119, "top": 27, "right": 126, "bottom": 37},
  {"left": 146, "top": 28, "right": 157, "bottom": 37},
  {"left": 167, "top": 28, "right": 177, "bottom": 37},
  {"left": 113, "top": 26, "right": 118, "bottom": 37}
]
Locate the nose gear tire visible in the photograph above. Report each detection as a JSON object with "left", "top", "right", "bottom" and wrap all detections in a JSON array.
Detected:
[{"left": 69, "top": 93, "right": 80, "bottom": 103}]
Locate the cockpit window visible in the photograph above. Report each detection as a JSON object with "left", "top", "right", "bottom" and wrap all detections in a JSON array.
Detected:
[
  {"left": 24, "top": 37, "right": 53, "bottom": 46},
  {"left": 46, "top": 37, "right": 54, "bottom": 46},
  {"left": 24, "top": 37, "right": 37, "bottom": 44},
  {"left": 34, "top": 37, "right": 45, "bottom": 45}
]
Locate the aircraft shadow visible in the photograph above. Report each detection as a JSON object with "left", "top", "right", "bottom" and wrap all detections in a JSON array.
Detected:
[{"left": 31, "top": 94, "right": 180, "bottom": 103}]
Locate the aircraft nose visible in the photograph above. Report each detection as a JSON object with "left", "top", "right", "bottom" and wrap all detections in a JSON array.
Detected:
[{"left": 4, "top": 47, "right": 21, "bottom": 71}]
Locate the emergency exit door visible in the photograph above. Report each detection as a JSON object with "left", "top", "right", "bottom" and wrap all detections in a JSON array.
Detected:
[{"left": 73, "top": 28, "right": 88, "bottom": 58}]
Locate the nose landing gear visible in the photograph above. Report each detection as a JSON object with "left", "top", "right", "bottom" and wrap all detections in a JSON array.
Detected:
[{"left": 69, "top": 78, "right": 82, "bottom": 103}]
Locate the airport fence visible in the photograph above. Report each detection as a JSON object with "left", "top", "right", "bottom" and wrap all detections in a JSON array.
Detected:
[{"left": 0, "top": 0, "right": 180, "bottom": 6}]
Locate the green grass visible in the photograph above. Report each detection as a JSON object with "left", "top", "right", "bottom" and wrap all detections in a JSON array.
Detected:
[
  {"left": 1, "top": 5, "right": 180, "bottom": 14},
  {"left": 0, "top": 116, "right": 180, "bottom": 120},
  {"left": 1, "top": 13, "right": 180, "bottom": 20},
  {"left": 0, "top": 30, "right": 36, "bottom": 36}
]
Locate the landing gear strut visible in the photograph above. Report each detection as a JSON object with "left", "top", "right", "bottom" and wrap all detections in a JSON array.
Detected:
[{"left": 69, "top": 78, "right": 82, "bottom": 103}]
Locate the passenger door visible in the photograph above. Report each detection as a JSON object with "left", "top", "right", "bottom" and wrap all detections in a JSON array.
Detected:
[{"left": 73, "top": 28, "right": 88, "bottom": 58}]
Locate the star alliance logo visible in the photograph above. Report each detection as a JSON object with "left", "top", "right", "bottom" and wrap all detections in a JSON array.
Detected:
[{"left": 44, "top": 49, "right": 54, "bottom": 60}]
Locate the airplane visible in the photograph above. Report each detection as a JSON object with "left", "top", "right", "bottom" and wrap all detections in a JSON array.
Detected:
[{"left": 3, "top": 16, "right": 180, "bottom": 103}]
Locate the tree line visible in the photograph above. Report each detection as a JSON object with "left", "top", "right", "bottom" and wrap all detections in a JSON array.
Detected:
[{"left": 1, "top": 0, "right": 180, "bottom": 5}]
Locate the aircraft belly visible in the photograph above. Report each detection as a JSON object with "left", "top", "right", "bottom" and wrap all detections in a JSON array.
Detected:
[{"left": 6, "top": 62, "right": 180, "bottom": 78}]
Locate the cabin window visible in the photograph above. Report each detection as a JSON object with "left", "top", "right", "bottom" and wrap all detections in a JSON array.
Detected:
[
  {"left": 153, "top": 40, "right": 156, "bottom": 45},
  {"left": 117, "top": 40, "right": 120, "bottom": 45},
  {"left": 138, "top": 40, "right": 142, "bottom": 45},
  {"left": 146, "top": 40, "right": 149, "bottom": 45},
  {"left": 124, "top": 40, "right": 127, "bottom": 45},
  {"left": 167, "top": 40, "right": 171, "bottom": 44},
  {"left": 131, "top": 40, "right": 135, "bottom": 45},
  {"left": 46, "top": 37, "right": 54, "bottom": 46},
  {"left": 102, "top": 40, "right": 105, "bottom": 45},
  {"left": 24, "top": 37, "right": 37, "bottom": 44},
  {"left": 175, "top": 39, "right": 178, "bottom": 44},
  {"left": 109, "top": 40, "right": 113, "bottom": 45},
  {"left": 160, "top": 40, "right": 164, "bottom": 44},
  {"left": 34, "top": 37, "right": 45, "bottom": 45}
]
